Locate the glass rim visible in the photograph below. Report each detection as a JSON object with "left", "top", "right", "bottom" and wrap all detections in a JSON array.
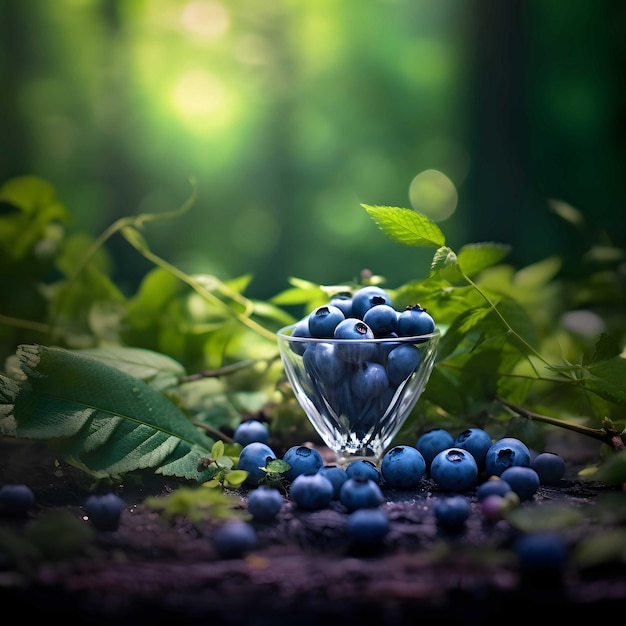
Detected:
[{"left": 277, "top": 323, "right": 440, "bottom": 344}]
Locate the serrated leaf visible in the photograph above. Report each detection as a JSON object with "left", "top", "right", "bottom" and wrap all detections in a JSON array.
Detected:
[
  {"left": 1, "top": 344, "right": 215, "bottom": 480},
  {"left": 430, "top": 246, "right": 464, "bottom": 283},
  {"left": 75, "top": 346, "right": 186, "bottom": 391},
  {"left": 582, "top": 356, "right": 626, "bottom": 407},
  {"left": 361, "top": 205, "right": 446, "bottom": 247},
  {"left": 456, "top": 243, "right": 511, "bottom": 277}
]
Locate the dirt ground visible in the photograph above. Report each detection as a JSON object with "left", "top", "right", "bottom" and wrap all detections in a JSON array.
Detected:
[{"left": 1, "top": 433, "right": 625, "bottom": 626}]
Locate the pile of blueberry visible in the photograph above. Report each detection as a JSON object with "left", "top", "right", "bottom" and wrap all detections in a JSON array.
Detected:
[
  {"left": 224, "top": 419, "right": 568, "bottom": 567},
  {"left": 284, "top": 285, "right": 437, "bottom": 435}
]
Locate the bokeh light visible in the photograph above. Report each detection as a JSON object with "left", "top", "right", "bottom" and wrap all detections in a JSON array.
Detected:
[{"left": 408, "top": 169, "right": 458, "bottom": 222}]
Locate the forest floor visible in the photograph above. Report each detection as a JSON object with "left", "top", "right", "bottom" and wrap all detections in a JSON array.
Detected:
[{"left": 1, "top": 432, "right": 625, "bottom": 626}]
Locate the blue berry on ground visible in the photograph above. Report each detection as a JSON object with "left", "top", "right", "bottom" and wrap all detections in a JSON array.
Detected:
[
  {"left": 345, "top": 459, "right": 381, "bottom": 484},
  {"left": 416, "top": 429, "right": 455, "bottom": 469},
  {"left": 484, "top": 437, "right": 531, "bottom": 476},
  {"left": 282, "top": 445, "right": 324, "bottom": 481},
  {"left": 289, "top": 473, "right": 334, "bottom": 510},
  {"left": 233, "top": 419, "right": 269, "bottom": 446},
  {"left": 339, "top": 477, "right": 385, "bottom": 512},
  {"left": 0, "top": 484, "right": 35, "bottom": 516},
  {"left": 531, "top": 452, "right": 566, "bottom": 485},
  {"left": 430, "top": 447, "right": 478, "bottom": 492},
  {"left": 453, "top": 427, "right": 493, "bottom": 470},
  {"left": 247, "top": 486, "right": 284, "bottom": 522},
  {"left": 237, "top": 442, "right": 277, "bottom": 487},
  {"left": 434, "top": 495, "right": 471, "bottom": 529},
  {"left": 212, "top": 520, "right": 258, "bottom": 559},
  {"left": 84, "top": 493, "right": 124, "bottom": 531},
  {"left": 499, "top": 466, "right": 540, "bottom": 501},
  {"left": 346, "top": 508, "right": 390, "bottom": 544},
  {"left": 476, "top": 477, "right": 513, "bottom": 501},
  {"left": 380, "top": 445, "right": 426, "bottom": 489},
  {"left": 317, "top": 465, "right": 349, "bottom": 499}
]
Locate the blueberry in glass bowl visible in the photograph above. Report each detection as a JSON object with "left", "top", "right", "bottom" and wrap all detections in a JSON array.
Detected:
[{"left": 276, "top": 316, "right": 439, "bottom": 468}]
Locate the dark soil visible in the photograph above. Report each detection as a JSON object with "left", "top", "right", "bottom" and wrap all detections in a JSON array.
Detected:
[{"left": 1, "top": 433, "right": 625, "bottom": 626}]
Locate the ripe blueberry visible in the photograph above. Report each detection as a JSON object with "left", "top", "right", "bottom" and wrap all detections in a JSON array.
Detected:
[
  {"left": 380, "top": 445, "right": 426, "bottom": 489},
  {"left": 212, "top": 520, "right": 257, "bottom": 558},
  {"left": 485, "top": 437, "right": 531, "bottom": 476},
  {"left": 247, "top": 486, "right": 284, "bottom": 521},
  {"left": 416, "top": 428, "right": 455, "bottom": 468},
  {"left": 385, "top": 344, "right": 422, "bottom": 386},
  {"left": 531, "top": 452, "right": 566, "bottom": 485},
  {"left": 434, "top": 495, "right": 471, "bottom": 529},
  {"left": 351, "top": 286, "right": 393, "bottom": 319},
  {"left": 500, "top": 466, "right": 540, "bottom": 501},
  {"left": 453, "top": 427, "right": 493, "bottom": 470},
  {"left": 430, "top": 447, "right": 478, "bottom": 492},
  {"left": 0, "top": 484, "right": 35, "bottom": 516},
  {"left": 397, "top": 304, "right": 435, "bottom": 337},
  {"left": 283, "top": 445, "right": 324, "bottom": 481},
  {"left": 233, "top": 419, "right": 269, "bottom": 446},
  {"left": 289, "top": 473, "right": 334, "bottom": 510},
  {"left": 308, "top": 305, "right": 346, "bottom": 338},
  {"left": 84, "top": 493, "right": 124, "bottom": 531},
  {"left": 237, "top": 442, "right": 277, "bottom": 487},
  {"left": 339, "top": 477, "right": 385, "bottom": 512}
]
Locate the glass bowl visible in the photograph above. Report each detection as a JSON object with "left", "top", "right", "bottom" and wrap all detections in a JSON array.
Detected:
[{"left": 277, "top": 324, "right": 440, "bottom": 467}]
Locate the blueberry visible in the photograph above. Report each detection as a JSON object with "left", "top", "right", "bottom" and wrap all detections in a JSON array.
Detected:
[
  {"left": 350, "top": 361, "right": 390, "bottom": 399},
  {"left": 434, "top": 495, "right": 471, "bottom": 529},
  {"left": 303, "top": 342, "right": 349, "bottom": 386},
  {"left": 288, "top": 317, "right": 312, "bottom": 355},
  {"left": 345, "top": 459, "right": 381, "bottom": 483},
  {"left": 416, "top": 428, "right": 455, "bottom": 468},
  {"left": 84, "top": 493, "right": 124, "bottom": 531},
  {"left": 347, "top": 508, "right": 390, "bottom": 544},
  {"left": 237, "top": 442, "right": 277, "bottom": 487},
  {"left": 430, "top": 447, "right": 478, "bottom": 492},
  {"left": 380, "top": 445, "right": 426, "bottom": 489},
  {"left": 289, "top": 473, "right": 334, "bottom": 510},
  {"left": 212, "top": 520, "right": 258, "bottom": 558},
  {"left": 484, "top": 437, "right": 531, "bottom": 476},
  {"left": 531, "top": 452, "right": 566, "bottom": 485},
  {"left": 476, "top": 477, "right": 513, "bottom": 501},
  {"left": 351, "top": 286, "right": 393, "bottom": 319},
  {"left": 247, "top": 486, "right": 284, "bottom": 521},
  {"left": 0, "top": 484, "right": 35, "bottom": 516},
  {"left": 453, "top": 427, "right": 493, "bottom": 470},
  {"left": 308, "top": 305, "right": 346, "bottom": 338},
  {"left": 317, "top": 465, "right": 349, "bottom": 499},
  {"left": 397, "top": 304, "right": 435, "bottom": 337},
  {"left": 328, "top": 294, "right": 354, "bottom": 318},
  {"left": 514, "top": 532, "right": 569, "bottom": 584},
  {"left": 385, "top": 343, "right": 422, "bottom": 386},
  {"left": 499, "top": 466, "right": 540, "bottom": 501},
  {"left": 233, "top": 419, "right": 269, "bottom": 446},
  {"left": 363, "top": 304, "right": 398, "bottom": 337},
  {"left": 283, "top": 445, "right": 324, "bottom": 481},
  {"left": 339, "top": 477, "right": 385, "bottom": 512},
  {"left": 333, "top": 319, "right": 376, "bottom": 364}
]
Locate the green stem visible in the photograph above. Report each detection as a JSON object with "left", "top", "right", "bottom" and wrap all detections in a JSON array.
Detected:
[
  {"left": 461, "top": 272, "right": 552, "bottom": 371},
  {"left": 497, "top": 396, "right": 624, "bottom": 450}
]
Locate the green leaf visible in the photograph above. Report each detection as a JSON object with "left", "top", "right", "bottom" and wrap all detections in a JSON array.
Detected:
[
  {"left": 589, "top": 450, "right": 626, "bottom": 484},
  {"left": 456, "top": 243, "right": 511, "bottom": 277},
  {"left": 430, "top": 246, "right": 464, "bottom": 283},
  {"left": 75, "top": 346, "right": 186, "bottom": 391},
  {"left": 361, "top": 205, "right": 446, "bottom": 247},
  {"left": 1, "top": 344, "right": 215, "bottom": 480},
  {"left": 505, "top": 502, "right": 584, "bottom": 532}
]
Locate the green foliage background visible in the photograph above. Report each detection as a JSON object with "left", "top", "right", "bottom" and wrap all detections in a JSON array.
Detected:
[{"left": 0, "top": 176, "right": 624, "bottom": 484}]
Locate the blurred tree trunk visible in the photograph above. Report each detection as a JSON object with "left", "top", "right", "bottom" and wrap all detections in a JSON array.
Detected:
[{"left": 0, "top": 0, "right": 36, "bottom": 180}]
